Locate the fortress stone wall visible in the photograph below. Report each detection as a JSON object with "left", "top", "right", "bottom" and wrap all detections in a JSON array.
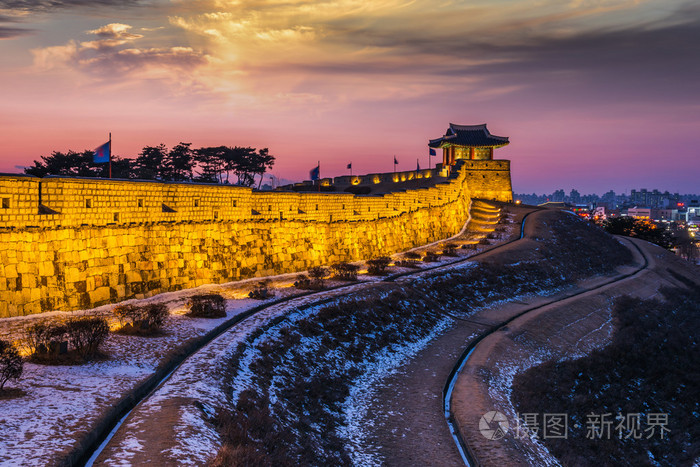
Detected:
[{"left": 0, "top": 160, "right": 512, "bottom": 317}]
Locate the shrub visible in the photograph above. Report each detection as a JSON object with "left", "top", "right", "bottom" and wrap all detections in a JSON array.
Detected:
[
  {"left": 462, "top": 243, "right": 477, "bottom": 250},
  {"left": 423, "top": 251, "right": 440, "bottom": 262},
  {"left": 25, "top": 322, "right": 67, "bottom": 357},
  {"left": 65, "top": 317, "right": 109, "bottom": 359},
  {"left": 143, "top": 304, "right": 168, "bottom": 329},
  {"left": 403, "top": 251, "right": 422, "bottom": 260},
  {"left": 24, "top": 322, "right": 49, "bottom": 355},
  {"left": 249, "top": 281, "right": 274, "bottom": 300},
  {"left": 478, "top": 238, "right": 490, "bottom": 245},
  {"left": 0, "top": 340, "right": 23, "bottom": 391},
  {"left": 113, "top": 303, "right": 169, "bottom": 335},
  {"left": 293, "top": 274, "right": 312, "bottom": 289},
  {"left": 188, "top": 294, "right": 227, "bottom": 318},
  {"left": 487, "top": 232, "right": 498, "bottom": 239},
  {"left": 395, "top": 260, "right": 420, "bottom": 269},
  {"left": 112, "top": 305, "right": 142, "bottom": 327},
  {"left": 366, "top": 257, "right": 391, "bottom": 275},
  {"left": 443, "top": 243, "right": 459, "bottom": 256},
  {"left": 309, "top": 266, "right": 329, "bottom": 289},
  {"left": 331, "top": 262, "right": 360, "bottom": 281}
]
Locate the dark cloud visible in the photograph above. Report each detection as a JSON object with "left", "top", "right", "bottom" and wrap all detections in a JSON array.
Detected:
[
  {"left": 276, "top": 4, "right": 700, "bottom": 106},
  {"left": 0, "top": 25, "right": 31, "bottom": 38},
  {"left": 0, "top": 0, "right": 145, "bottom": 11},
  {"left": 0, "top": 13, "right": 32, "bottom": 38}
]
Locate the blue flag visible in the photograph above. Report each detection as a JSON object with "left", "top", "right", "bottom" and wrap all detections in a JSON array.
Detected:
[
  {"left": 417, "top": 160, "right": 420, "bottom": 171},
  {"left": 310, "top": 164, "right": 320, "bottom": 181},
  {"left": 347, "top": 163, "right": 352, "bottom": 170},
  {"left": 429, "top": 148, "right": 436, "bottom": 156},
  {"left": 93, "top": 141, "right": 110, "bottom": 164},
  {"left": 393, "top": 156, "right": 398, "bottom": 165}
]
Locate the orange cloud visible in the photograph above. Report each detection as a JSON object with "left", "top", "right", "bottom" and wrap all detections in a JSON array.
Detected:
[{"left": 31, "top": 23, "right": 210, "bottom": 86}]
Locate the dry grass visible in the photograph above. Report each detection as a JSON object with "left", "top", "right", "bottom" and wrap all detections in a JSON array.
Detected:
[{"left": 513, "top": 286, "right": 700, "bottom": 466}]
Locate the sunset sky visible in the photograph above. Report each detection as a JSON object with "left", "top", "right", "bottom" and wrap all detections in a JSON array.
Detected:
[{"left": 1, "top": 0, "right": 698, "bottom": 194}]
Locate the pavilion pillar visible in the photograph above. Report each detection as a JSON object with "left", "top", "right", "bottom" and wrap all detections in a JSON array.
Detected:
[
  {"left": 442, "top": 147, "right": 448, "bottom": 166},
  {"left": 470, "top": 147, "right": 475, "bottom": 160},
  {"left": 450, "top": 146, "right": 456, "bottom": 165}
]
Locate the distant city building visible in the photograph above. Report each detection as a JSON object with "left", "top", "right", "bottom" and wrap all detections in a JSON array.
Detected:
[
  {"left": 654, "top": 209, "right": 678, "bottom": 221},
  {"left": 593, "top": 206, "right": 608, "bottom": 219},
  {"left": 629, "top": 188, "right": 680, "bottom": 208},
  {"left": 627, "top": 207, "right": 652, "bottom": 219}
]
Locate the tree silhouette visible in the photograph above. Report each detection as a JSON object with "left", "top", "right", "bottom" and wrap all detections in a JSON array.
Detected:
[
  {"left": 133, "top": 144, "right": 167, "bottom": 180},
  {"left": 165, "top": 142, "right": 195, "bottom": 181},
  {"left": 194, "top": 146, "right": 228, "bottom": 183},
  {"left": 23, "top": 142, "right": 275, "bottom": 185},
  {"left": 24, "top": 150, "right": 132, "bottom": 178}
]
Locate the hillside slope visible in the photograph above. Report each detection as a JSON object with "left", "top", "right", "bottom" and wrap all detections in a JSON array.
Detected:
[
  {"left": 210, "top": 207, "right": 635, "bottom": 465},
  {"left": 450, "top": 227, "right": 699, "bottom": 466}
]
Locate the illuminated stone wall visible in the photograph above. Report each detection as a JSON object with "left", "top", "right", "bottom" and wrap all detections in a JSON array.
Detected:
[
  {"left": 462, "top": 160, "right": 513, "bottom": 202},
  {"left": 0, "top": 160, "right": 511, "bottom": 317}
]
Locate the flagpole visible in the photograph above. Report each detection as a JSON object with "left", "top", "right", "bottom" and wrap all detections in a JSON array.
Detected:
[
  {"left": 109, "top": 132, "right": 112, "bottom": 179},
  {"left": 393, "top": 155, "right": 396, "bottom": 174},
  {"left": 318, "top": 160, "right": 320, "bottom": 192}
]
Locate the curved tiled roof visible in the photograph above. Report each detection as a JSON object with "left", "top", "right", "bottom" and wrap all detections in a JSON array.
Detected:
[{"left": 428, "top": 123, "right": 509, "bottom": 148}]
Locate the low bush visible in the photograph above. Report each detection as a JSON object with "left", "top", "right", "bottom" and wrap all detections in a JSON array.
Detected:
[
  {"left": 188, "top": 294, "right": 227, "bottom": 318},
  {"left": 403, "top": 251, "right": 422, "bottom": 260},
  {"left": 143, "top": 304, "right": 169, "bottom": 330},
  {"left": 366, "top": 257, "right": 391, "bottom": 275},
  {"left": 462, "top": 243, "right": 477, "bottom": 250},
  {"left": 24, "top": 322, "right": 68, "bottom": 357},
  {"left": 478, "top": 238, "right": 490, "bottom": 245},
  {"left": 442, "top": 243, "right": 459, "bottom": 257},
  {"left": 293, "top": 274, "right": 312, "bottom": 289},
  {"left": 65, "top": 317, "right": 109, "bottom": 359},
  {"left": 331, "top": 263, "right": 360, "bottom": 281},
  {"left": 249, "top": 281, "right": 274, "bottom": 300},
  {"left": 0, "top": 340, "right": 23, "bottom": 391},
  {"left": 309, "top": 266, "right": 329, "bottom": 289},
  {"left": 395, "top": 260, "right": 420, "bottom": 269},
  {"left": 486, "top": 232, "right": 498, "bottom": 239},
  {"left": 423, "top": 251, "right": 440, "bottom": 262},
  {"left": 112, "top": 305, "right": 141, "bottom": 327},
  {"left": 113, "top": 303, "right": 169, "bottom": 335}
]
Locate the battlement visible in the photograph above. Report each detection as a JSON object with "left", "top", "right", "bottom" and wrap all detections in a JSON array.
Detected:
[
  {"left": 0, "top": 167, "right": 471, "bottom": 229},
  {"left": 0, "top": 159, "right": 512, "bottom": 317}
]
